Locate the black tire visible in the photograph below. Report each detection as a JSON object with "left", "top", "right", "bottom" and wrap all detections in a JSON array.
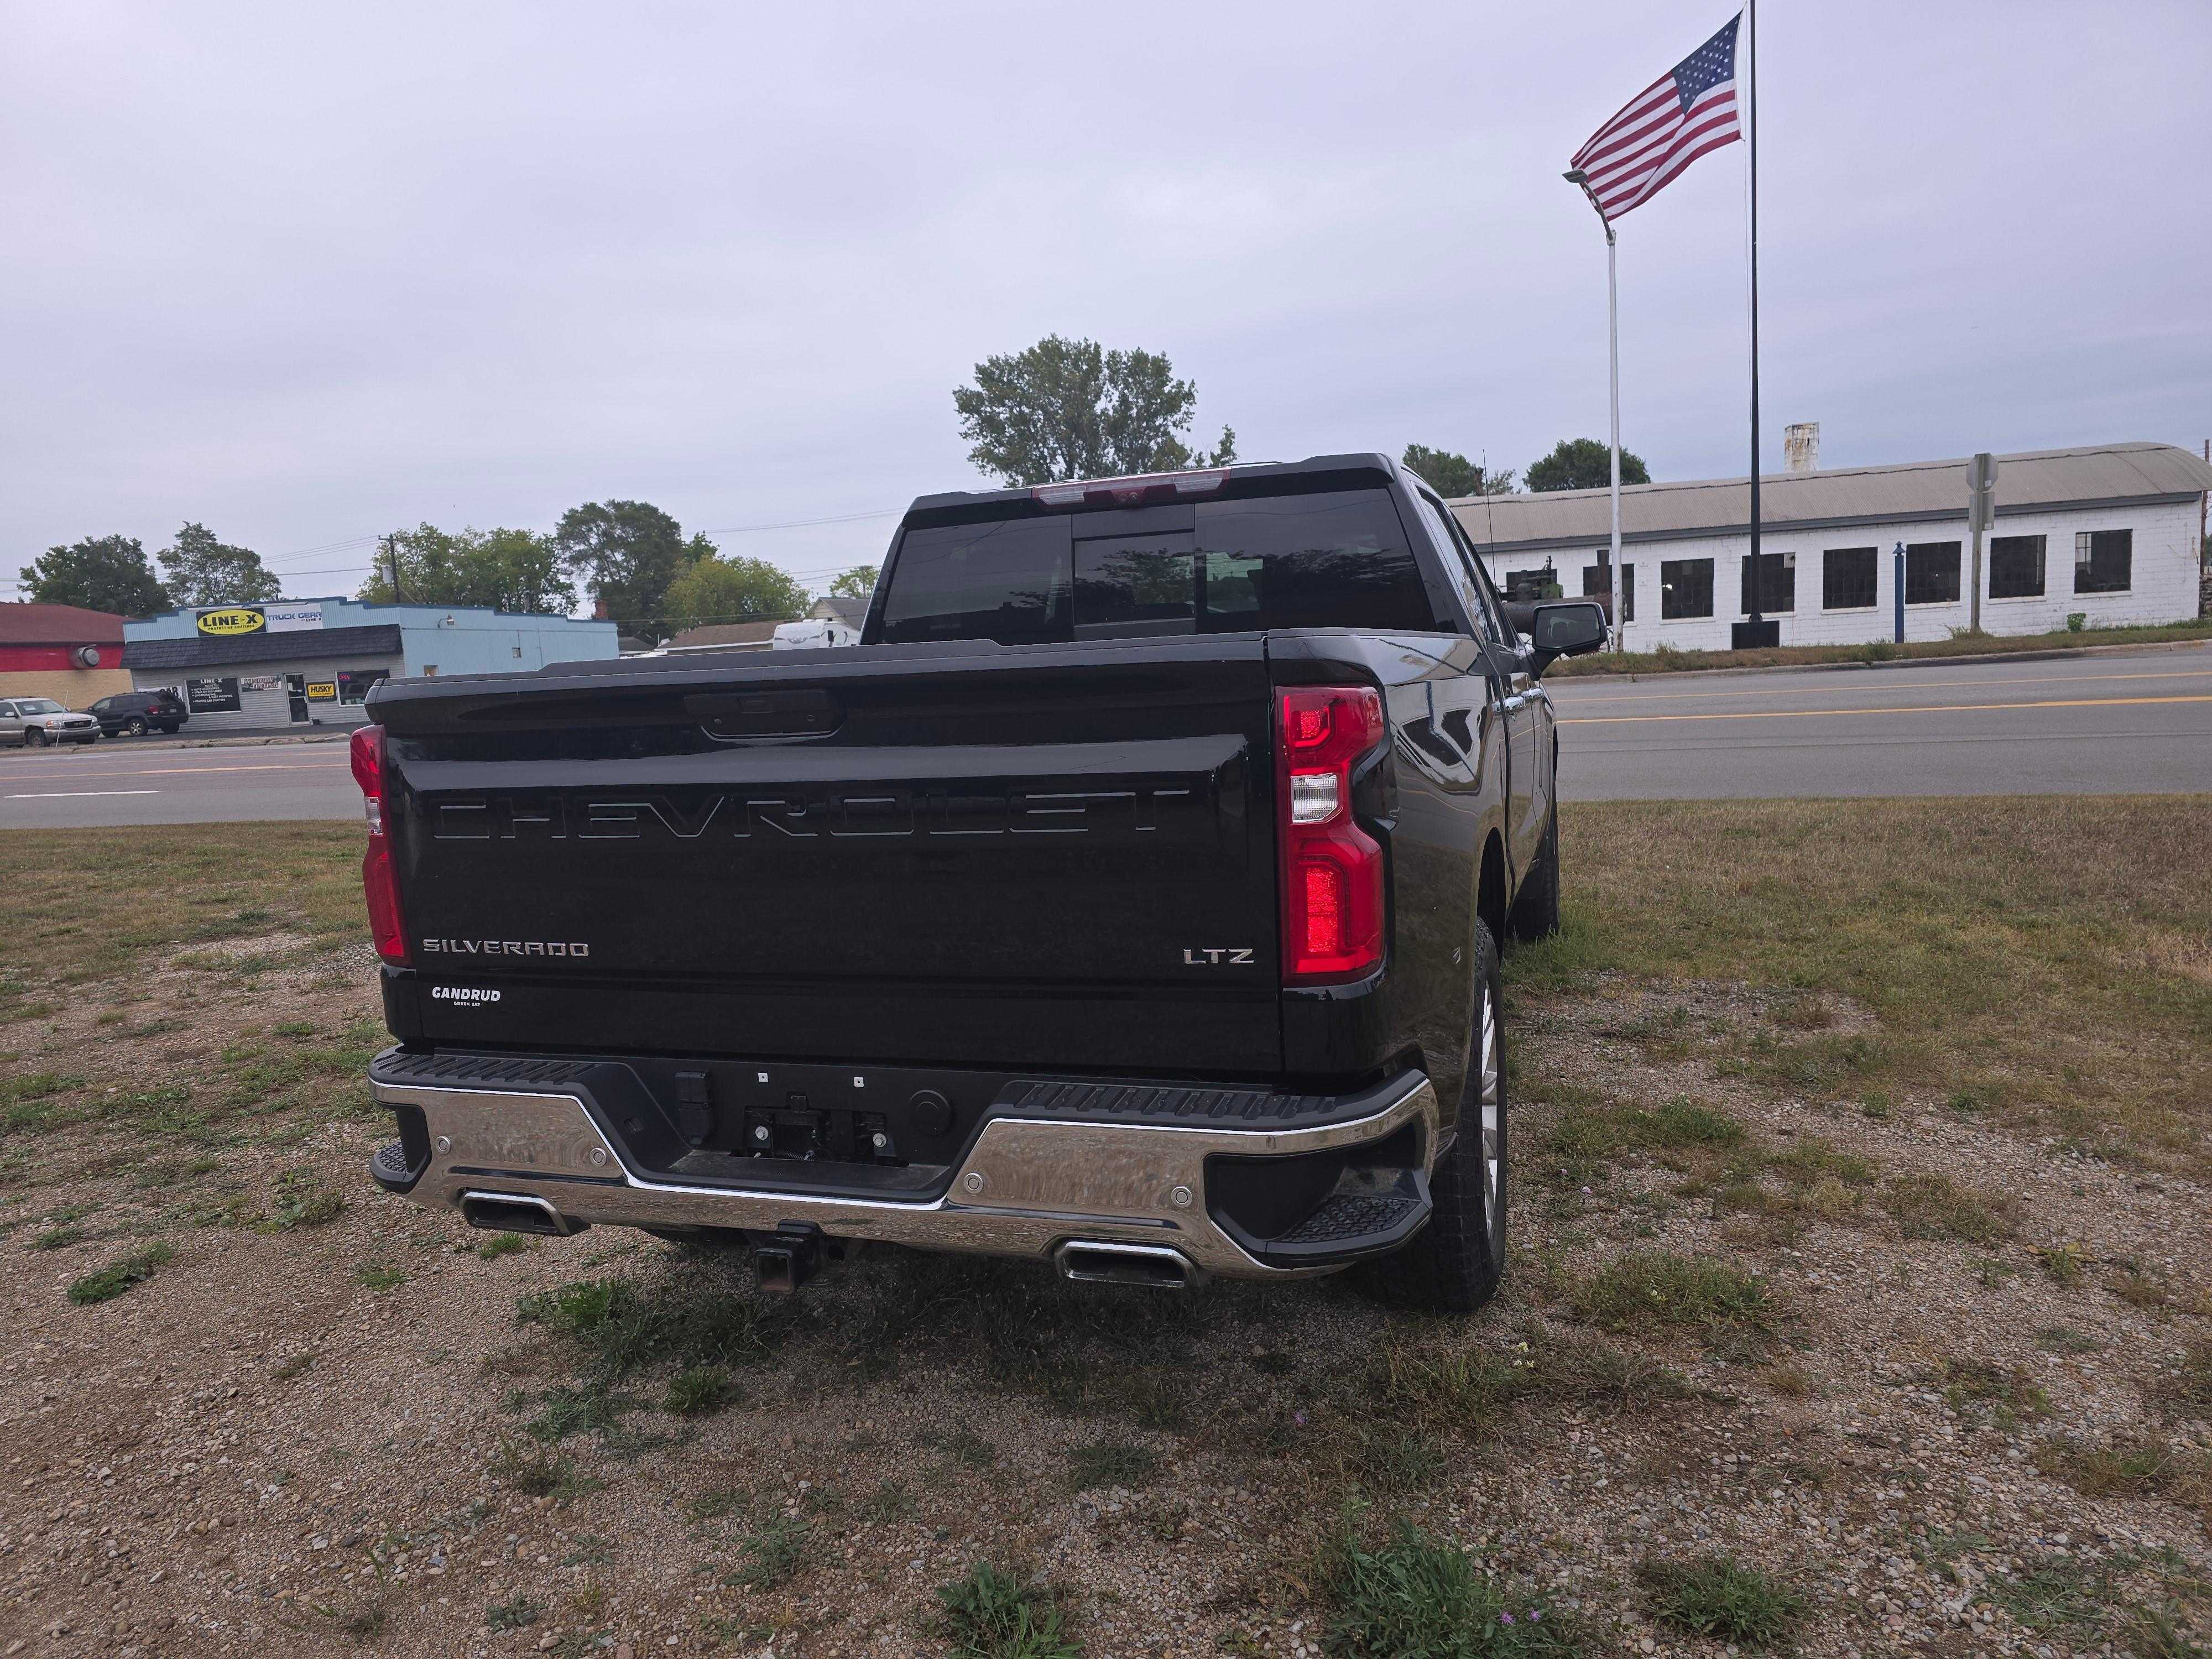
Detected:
[
  {"left": 27, "top": 727, "right": 51, "bottom": 748},
  {"left": 1361, "top": 919, "right": 1507, "bottom": 1313},
  {"left": 124, "top": 716, "right": 148, "bottom": 737},
  {"left": 1507, "top": 794, "right": 1562, "bottom": 943},
  {"left": 160, "top": 723, "right": 182, "bottom": 735}
]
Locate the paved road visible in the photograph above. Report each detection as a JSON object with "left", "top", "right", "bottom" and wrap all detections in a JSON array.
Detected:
[
  {"left": 0, "top": 742, "right": 359, "bottom": 828},
  {"left": 1550, "top": 643, "right": 2212, "bottom": 800},
  {"left": 2, "top": 645, "right": 2207, "bottom": 827}
]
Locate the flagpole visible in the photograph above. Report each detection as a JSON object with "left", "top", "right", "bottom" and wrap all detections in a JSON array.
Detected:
[
  {"left": 1746, "top": 0, "right": 1762, "bottom": 639},
  {"left": 1606, "top": 223, "right": 1623, "bottom": 651},
  {"left": 1563, "top": 169, "right": 1623, "bottom": 650}
]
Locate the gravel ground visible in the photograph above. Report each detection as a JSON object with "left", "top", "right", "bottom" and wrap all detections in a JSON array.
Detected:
[{"left": 0, "top": 947, "right": 2206, "bottom": 1659}]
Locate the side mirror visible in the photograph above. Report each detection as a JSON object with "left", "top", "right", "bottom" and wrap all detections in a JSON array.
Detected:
[{"left": 1528, "top": 601, "right": 1609, "bottom": 674}]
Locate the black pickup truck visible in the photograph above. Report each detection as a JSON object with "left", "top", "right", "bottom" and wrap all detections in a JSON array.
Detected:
[{"left": 356, "top": 454, "right": 1605, "bottom": 1312}]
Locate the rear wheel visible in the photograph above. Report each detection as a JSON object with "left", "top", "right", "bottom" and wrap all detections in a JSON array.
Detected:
[
  {"left": 1360, "top": 920, "right": 1507, "bottom": 1313},
  {"left": 1507, "top": 794, "right": 1562, "bottom": 942},
  {"left": 124, "top": 716, "right": 148, "bottom": 737}
]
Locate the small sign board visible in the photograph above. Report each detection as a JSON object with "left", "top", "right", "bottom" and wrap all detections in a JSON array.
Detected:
[
  {"left": 186, "top": 676, "right": 242, "bottom": 713},
  {"left": 305, "top": 682, "right": 337, "bottom": 701}
]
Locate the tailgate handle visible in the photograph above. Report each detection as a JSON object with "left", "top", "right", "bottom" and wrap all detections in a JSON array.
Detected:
[{"left": 686, "top": 688, "right": 842, "bottom": 741}]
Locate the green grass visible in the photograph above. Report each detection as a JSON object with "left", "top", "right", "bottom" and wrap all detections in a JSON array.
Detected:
[
  {"left": 1323, "top": 1512, "right": 1580, "bottom": 1658},
  {"left": 1568, "top": 1252, "right": 1776, "bottom": 1351},
  {"left": 935, "top": 1563, "right": 1082, "bottom": 1659},
  {"left": 731, "top": 1516, "right": 812, "bottom": 1590},
  {"left": 1639, "top": 1554, "right": 1803, "bottom": 1647},
  {"left": 489, "top": 1441, "right": 596, "bottom": 1500},
  {"left": 1380, "top": 1329, "right": 1689, "bottom": 1428},
  {"left": 517, "top": 1267, "right": 800, "bottom": 1376},
  {"left": 356, "top": 1263, "right": 407, "bottom": 1292},
  {"left": 1543, "top": 1095, "right": 1745, "bottom": 1176},
  {"left": 67, "top": 1241, "right": 174, "bottom": 1305},
  {"left": 1883, "top": 1172, "right": 2020, "bottom": 1243},
  {"left": 1513, "top": 797, "right": 2212, "bottom": 1168},
  {"left": 661, "top": 1364, "right": 738, "bottom": 1417},
  {"left": 486, "top": 1596, "right": 543, "bottom": 1632},
  {"left": 477, "top": 1232, "right": 531, "bottom": 1261},
  {"left": 0, "top": 823, "right": 367, "bottom": 987},
  {"left": 1065, "top": 1441, "right": 1159, "bottom": 1491}
]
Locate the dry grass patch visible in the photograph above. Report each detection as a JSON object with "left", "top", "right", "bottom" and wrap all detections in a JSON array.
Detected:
[
  {"left": 0, "top": 822, "right": 364, "bottom": 990},
  {"left": 1517, "top": 797, "right": 2212, "bottom": 1167},
  {"left": 1881, "top": 1172, "right": 2021, "bottom": 1244}
]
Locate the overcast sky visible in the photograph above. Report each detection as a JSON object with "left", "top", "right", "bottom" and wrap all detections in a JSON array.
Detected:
[{"left": 5, "top": 0, "right": 2207, "bottom": 604}]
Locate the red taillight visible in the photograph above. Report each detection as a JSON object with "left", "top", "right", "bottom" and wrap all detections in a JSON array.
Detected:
[
  {"left": 350, "top": 724, "right": 409, "bottom": 966},
  {"left": 1277, "top": 685, "right": 1385, "bottom": 983}
]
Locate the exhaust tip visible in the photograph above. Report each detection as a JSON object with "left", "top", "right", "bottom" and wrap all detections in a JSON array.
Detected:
[
  {"left": 1055, "top": 1240, "right": 1198, "bottom": 1290},
  {"left": 460, "top": 1191, "right": 583, "bottom": 1238}
]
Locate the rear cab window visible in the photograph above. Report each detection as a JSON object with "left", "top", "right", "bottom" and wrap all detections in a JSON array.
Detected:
[{"left": 874, "top": 473, "right": 1455, "bottom": 646}]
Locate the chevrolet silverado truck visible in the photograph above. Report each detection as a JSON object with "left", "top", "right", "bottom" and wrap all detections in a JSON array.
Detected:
[{"left": 357, "top": 454, "right": 1605, "bottom": 1312}]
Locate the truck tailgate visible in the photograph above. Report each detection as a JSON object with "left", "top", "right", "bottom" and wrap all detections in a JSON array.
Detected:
[{"left": 375, "top": 639, "right": 1280, "bottom": 1073}]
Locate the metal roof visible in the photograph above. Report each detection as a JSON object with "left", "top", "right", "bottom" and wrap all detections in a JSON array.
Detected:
[
  {"left": 123, "top": 624, "right": 403, "bottom": 670},
  {"left": 1449, "top": 441, "right": 2212, "bottom": 553},
  {"left": 0, "top": 602, "right": 127, "bottom": 645}
]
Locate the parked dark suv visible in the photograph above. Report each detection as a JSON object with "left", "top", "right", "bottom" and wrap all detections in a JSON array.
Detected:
[{"left": 87, "top": 690, "right": 189, "bottom": 737}]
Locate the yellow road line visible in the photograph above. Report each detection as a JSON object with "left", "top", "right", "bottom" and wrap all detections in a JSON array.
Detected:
[
  {"left": 1560, "top": 694, "right": 2212, "bottom": 726},
  {"left": 1558, "top": 666, "right": 2212, "bottom": 705}
]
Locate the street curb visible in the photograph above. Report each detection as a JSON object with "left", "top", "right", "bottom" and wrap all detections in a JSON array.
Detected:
[{"left": 1552, "top": 636, "right": 2212, "bottom": 685}]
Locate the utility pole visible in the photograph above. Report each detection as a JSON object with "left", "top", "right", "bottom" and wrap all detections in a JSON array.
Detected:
[
  {"left": 382, "top": 534, "right": 404, "bottom": 604},
  {"left": 1968, "top": 452, "right": 1996, "bottom": 633}
]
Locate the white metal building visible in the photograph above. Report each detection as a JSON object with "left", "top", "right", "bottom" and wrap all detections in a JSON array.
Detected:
[{"left": 1450, "top": 441, "right": 2212, "bottom": 651}]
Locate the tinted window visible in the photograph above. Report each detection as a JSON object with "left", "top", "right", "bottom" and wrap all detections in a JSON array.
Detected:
[
  {"left": 1823, "top": 547, "right": 1876, "bottom": 609},
  {"left": 1906, "top": 541, "right": 1960, "bottom": 604},
  {"left": 884, "top": 487, "right": 1435, "bottom": 644},
  {"left": 1990, "top": 535, "right": 2045, "bottom": 599},
  {"left": 1660, "top": 558, "right": 1713, "bottom": 619},
  {"left": 878, "top": 517, "right": 1072, "bottom": 645},
  {"left": 1582, "top": 560, "right": 1635, "bottom": 623},
  {"left": 2074, "top": 528, "right": 2131, "bottom": 594},
  {"left": 1739, "top": 551, "right": 1796, "bottom": 614},
  {"left": 1194, "top": 490, "right": 1432, "bottom": 631}
]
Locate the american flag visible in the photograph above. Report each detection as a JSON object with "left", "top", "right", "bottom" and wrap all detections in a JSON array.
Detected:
[{"left": 1571, "top": 15, "right": 1743, "bottom": 222}]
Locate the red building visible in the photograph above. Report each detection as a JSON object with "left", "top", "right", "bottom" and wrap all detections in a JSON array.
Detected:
[{"left": 0, "top": 603, "right": 131, "bottom": 707}]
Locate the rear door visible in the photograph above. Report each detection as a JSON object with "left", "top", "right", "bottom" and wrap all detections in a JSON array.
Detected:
[{"left": 377, "top": 641, "right": 1281, "bottom": 1072}]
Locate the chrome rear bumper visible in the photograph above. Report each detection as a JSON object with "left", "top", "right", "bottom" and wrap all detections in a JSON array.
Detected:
[{"left": 370, "top": 1068, "right": 1438, "bottom": 1281}]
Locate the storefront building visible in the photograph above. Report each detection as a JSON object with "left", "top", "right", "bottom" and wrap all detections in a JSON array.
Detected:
[
  {"left": 0, "top": 603, "right": 131, "bottom": 705},
  {"left": 122, "top": 597, "right": 618, "bottom": 731},
  {"left": 1453, "top": 441, "right": 2212, "bottom": 652}
]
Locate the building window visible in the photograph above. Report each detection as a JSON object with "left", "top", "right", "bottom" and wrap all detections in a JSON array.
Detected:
[
  {"left": 1905, "top": 541, "right": 1961, "bottom": 604},
  {"left": 1823, "top": 547, "right": 1877, "bottom": 609},
  {"left": 1583, "top": 559, "right": 1635, "bottom": 622},
  {"left": 1989, "top": 534, "right": 2045, "bottom": 599},
  {"left": 2074, "top": 528, "right": 2131, "bottom": 594},
  {"left": 1660, "top": 557, "right": 1713, "bottom": 620},
  {"left": 1739, "top": 550, "right": 1796, "bottom": 614}
]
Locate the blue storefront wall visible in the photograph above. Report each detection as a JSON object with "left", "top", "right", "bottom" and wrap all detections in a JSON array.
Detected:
[{"left": 123, "top": 598, "right": 619, "bottom": 730}]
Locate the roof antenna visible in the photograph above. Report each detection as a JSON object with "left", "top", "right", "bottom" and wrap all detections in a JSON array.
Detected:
[{"left": 1481, "top": 451, "right": 1499, "bottom": 557}]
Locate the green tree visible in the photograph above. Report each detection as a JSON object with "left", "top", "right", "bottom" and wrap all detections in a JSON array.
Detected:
[
  {"left": 18, "top": 535, "right": 169, "bottom": 615},
  {"left": 661, "top": 555, "right": 810, "bottom": 635},
  {"left": 1525, "top": 437, "right": 1651, "bottom": 493},
  {"left": 953, "top": 335, "right": 1237, "bottom": 487},
  {"left": 157, "top": 522, "right": 283, "bottom": 606},
  {"left": 356, "top": 525, "right": 575, "bottom": 613},
  {"left": 1400, "top": 445, "right": 1517, "bottom": 498},
  {"left": 828, "top": 564, "right": 879, "bottom": 600},
  {"left": 551, "top": 500, "right": 696, "bottom": 637}
]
